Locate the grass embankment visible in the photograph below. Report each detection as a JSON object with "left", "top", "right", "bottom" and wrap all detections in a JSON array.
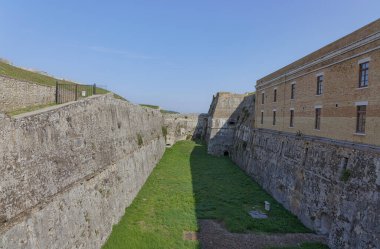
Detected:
[
  {"left": 6, "top": 103, "right": 57, "bottom": 116},
  {"left": 140, "top": 104, "right": 179, "bottom": 114},
  {"left": 0, "top": 60, "right": 127, "bottom": 109},
  {"left": 103, "top": 141, "right": 312, "bottom": 249}
]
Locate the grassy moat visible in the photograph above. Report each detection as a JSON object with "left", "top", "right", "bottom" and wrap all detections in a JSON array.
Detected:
[{"left": 102, "top": 141, "right": 328, "bottom": 249}]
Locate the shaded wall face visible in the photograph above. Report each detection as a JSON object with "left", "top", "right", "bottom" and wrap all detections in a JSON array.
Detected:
[
  {"left": 230, "top": 127, "right": 380, "bottom": 249},
  {"left": 0, "top": 94, "right": 166, "bottom": 249},
  {"left": 206, "top": 93, "right": 255, "bottom": 156},
  {"left": 0, "top": 76, "right": 55, "bottom": 112},
  {"left": 163, "top": 113, "right": 208, "bottom": 146}
]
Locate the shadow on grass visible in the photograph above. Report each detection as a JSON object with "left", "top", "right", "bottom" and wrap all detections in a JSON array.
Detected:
[{"left": 189, "top": 141, "right": 310, "bottom": 234}]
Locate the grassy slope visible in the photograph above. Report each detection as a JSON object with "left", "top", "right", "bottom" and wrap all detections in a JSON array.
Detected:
[
  {"left": 140, "top": 104, "right": 179, "bottom": 114},
  {"left": 0, "top": 61, "right": 77, "bottom": 87},
  {"left": 102, "top": 141, "right": 312, "bottom": 249},
  {"left": 6, "top": 103, "right": 57, "bottom": 116},
  {"left": 0, "top": 61, "right": 127, "bottom": 106}
]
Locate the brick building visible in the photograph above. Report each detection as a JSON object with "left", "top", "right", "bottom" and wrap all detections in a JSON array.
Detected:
[{"left": 255, "top": 19, "right": 380, "bottom": 146}]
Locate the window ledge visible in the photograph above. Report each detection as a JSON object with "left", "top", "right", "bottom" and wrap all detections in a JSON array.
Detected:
[
  {"left": 314, "top": 129, "right": 321, "bottom": 131},
  {"left": 315, "top": 94, "right": 323, "bottom": 96},
  {"left": 353, "top": 132, "right": 366, "bottom": 136},
  {"left": 356, "top": 86, "right": 369, "bottom": 90}
]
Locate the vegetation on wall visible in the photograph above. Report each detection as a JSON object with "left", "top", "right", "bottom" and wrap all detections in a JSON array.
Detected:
[
  {"left": 161, "top": 126, "right": 168, "bottom": 141},
  {"left": 340, "top": 169, "right": 351, "bottom": 182},
  {"left": 137, "top": 134, "right": 143, "bottom": 147}
]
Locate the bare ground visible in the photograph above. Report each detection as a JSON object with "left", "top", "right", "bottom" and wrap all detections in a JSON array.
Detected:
[{"left": 198, "top": 219, "right": 327, "bottom": 249}]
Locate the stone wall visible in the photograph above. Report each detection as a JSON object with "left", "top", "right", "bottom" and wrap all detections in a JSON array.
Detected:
[
  {"left": 0, "top": 94, "right": 166, "bottom": 249},
  {"left": 206, "top": 92, "right": 254, "bottom": 156},
  {"left": 230, "top": 127, "right": 380, "bottom": 249},
  {"left": 0, "top": 75, "right": 55, "bottom": 112},
  {"left": 206, "top": 90, "right": 379, "bottom": 248},
  {"left": 163, "top": 113, "right": 208, "bottom": 146}
]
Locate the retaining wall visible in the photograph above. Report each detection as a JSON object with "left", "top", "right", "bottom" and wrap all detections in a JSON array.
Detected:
[
  {"left": 163, "top": 113, "right": 208, "bottom": 146},
  {"left": 0, "top": 94, "right": 166, "bottom": 249},
  {"left": 0, "top": 75, "right": 55, "bottom": 113},
  {"left": 231, "top": 127, "right": 380, "bottom": 249}
]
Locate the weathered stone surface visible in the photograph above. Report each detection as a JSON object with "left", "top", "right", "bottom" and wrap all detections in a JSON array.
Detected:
[
  {"left": 206, "top": 91, "right": 379, "bottom": 248},
  {"left": 206, "top": 92, "right": 255, "bottom": 156},
  {"left": 163, "top": 113, "right": 208, "bottom": 146},
  {"left": 0, "top": 94, "right": 166, "bottom": 249},
  {"left": 0, "top": 75, "right": 55, "bottom": 112},
  {"left": 231, "top": 127, "right": 380, "bottom": 249}
]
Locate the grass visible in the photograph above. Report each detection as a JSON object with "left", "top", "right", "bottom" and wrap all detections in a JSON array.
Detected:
[
  {"left": 140, "top": 103, "right": 179, "bottom": 114},
  {"left": 0, "top": 60, "right": 117, "bottom": 98},
  {"left": 6, "top": 103, "right": 57, "bottom": 116},
  {"left": 190, "top": 142, "right": 310, "bottom": 233},
  {"left": 0, "top": 61, "right": 77, "bottom": 87},
  {"left": 102, "top": 141, "right": 199, "bottom": 249},
  {"left": 267, "top": 242, "right": 330, "bottom": 249},
  {"left": 103, "top": 141, "right": 313, "bottom": 249},
  {"left": 160, "top": 109, "right": 179, "bottom": 114},
  {"left": 140, "top": 104, "right": 160, "bottom": 109}
]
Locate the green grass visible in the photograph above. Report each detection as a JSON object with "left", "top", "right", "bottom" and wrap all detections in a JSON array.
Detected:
[
  {"left": 190, "top": 142, "right": 310, "bottom": 233},
  {"left": 102, "top": 141, "right": 311, "bottom": 249},
  {"left": 267, "top": 242, "right": 330, "bottom": 249},
  {"left": 6, "top": 103, "right": 57, "bottom": 116},
  {"left": 0, "top": 60, "right": 115, "bottom": 98},
  {"left": 0, "top": 61, "right": 77, "bottom": 87},
  {"left": 160, "top": 109, "right": 179, "bottom": 114},
  {"left": 140, "top": 104, "right": 160, "bottom": 109},
  {"left": 140, "top": 104, "right": 179, "bottom": 114}
]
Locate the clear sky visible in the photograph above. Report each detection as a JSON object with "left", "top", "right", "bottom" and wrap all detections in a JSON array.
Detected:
[{"left": 0, "top": 1, "right": 379, "bottom": 113}]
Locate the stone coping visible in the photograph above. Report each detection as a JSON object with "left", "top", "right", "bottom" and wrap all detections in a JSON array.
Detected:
[{"left": 250, "top": 127, "right": 380, "bottom": 153}]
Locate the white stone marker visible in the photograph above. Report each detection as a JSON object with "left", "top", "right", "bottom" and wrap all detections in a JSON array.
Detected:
[{"left": 264, "top": 201, "right": 270, "bottom": 211}]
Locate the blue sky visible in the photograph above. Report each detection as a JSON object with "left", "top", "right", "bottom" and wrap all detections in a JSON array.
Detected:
[{"left": 0, "top": 1, "right": 379, "bottom": 113}]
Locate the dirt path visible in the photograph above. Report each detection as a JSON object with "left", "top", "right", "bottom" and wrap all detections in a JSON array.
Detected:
[{"left": 198, "top": 220, "right": 327, "bottom": 249}]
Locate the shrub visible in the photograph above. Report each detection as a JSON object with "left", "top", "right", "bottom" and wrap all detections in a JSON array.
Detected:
[
  {"left": 340, "top": 169, "right": 351, "bottom": 182},
  {"left": 137, "top": 134, "right": 143, "bottom": 146},
  {"left": 161, "top": 126, "right": 168, "bottom": 141}
]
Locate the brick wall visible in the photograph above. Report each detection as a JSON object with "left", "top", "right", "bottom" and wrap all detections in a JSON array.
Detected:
[{"left": 255, "top": 19, "right": 380, "bottom": 146}]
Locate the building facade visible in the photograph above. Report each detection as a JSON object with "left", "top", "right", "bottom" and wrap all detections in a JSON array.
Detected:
[{"left": 255, "top": 19, "right": 380, "bottom": 146}]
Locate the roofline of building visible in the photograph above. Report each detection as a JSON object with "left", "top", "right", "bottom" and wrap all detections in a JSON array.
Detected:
[{"left": 256, "top": 18, "right": 380, "bottom": 88}]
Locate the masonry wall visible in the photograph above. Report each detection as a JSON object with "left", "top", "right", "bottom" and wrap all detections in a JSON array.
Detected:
[
  {"left": 205, "top": 90, "right": 379, "bottom": 248},
  {"left": 0, "top": 75, "right": 55, "bottom": 112},
  {"left": 0, "top": 94, "right": 166, "bottom": 249},
  {"left": 163, "top": 113, "right": 208, "bottom": 146},
  {"left": 206, "top": 92, "right": 254, "bottom": 156},
  {"left": 230, "top": 127, "right": 380, "bottom": 249},
  {"left": 256, "top": 18, "right": 380, "bottom": 146}
]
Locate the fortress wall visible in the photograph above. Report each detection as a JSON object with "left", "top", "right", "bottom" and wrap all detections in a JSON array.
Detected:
[
  {"left": 206, "top": 92, "right": 254, "bottom": 156},
  {"left": 0, "top": 94, "right": 166, "bottom": 249},
  {"left": 231, "top": 127, "right": 380, "bottom": 249},
  {"left": 0, "top": 75, "right": 55, "bottom": 112},
  {"left": 206, "top": 91, "right": 379, "bottom": 248},
  {"left": 163, "top": 113, "right": 208, "bottom": 146}
]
